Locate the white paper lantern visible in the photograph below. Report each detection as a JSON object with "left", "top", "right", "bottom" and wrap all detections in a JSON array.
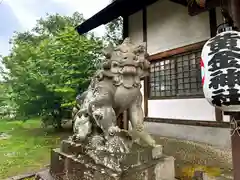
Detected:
[{"left": 201, "top": 30, "right": 240, "bottom": 112}]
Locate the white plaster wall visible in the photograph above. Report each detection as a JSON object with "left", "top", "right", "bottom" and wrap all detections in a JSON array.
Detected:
[
  {"left": 128, "top": 0, "right": 217, "bottom": 121},
  {"left": 145, "top": 122, "right": 231, "bottom": 149},
  {"left": 146, "top": 0, "right": 211, "bottom": 55},
  {"left": 148, "top": 99, "right": 216, "bottom": 121},
  {"left": 145, "top": 0, "right": 215, "bottom": 121},
  {"left": 128, "top": 11, "right": 143, "bottom": 44}
]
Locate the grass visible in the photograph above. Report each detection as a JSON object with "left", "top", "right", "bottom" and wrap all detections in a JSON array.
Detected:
[
  {"left": 0, "top": 119, "right": 71, "bottom": 179},
  {"left": 0, "top": 119, "right": 233, "bottom": 179}
]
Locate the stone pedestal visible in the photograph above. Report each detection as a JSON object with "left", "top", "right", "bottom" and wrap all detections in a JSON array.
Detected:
[{"left": 36, "top": 140, "right": 176, "bottom": 180}]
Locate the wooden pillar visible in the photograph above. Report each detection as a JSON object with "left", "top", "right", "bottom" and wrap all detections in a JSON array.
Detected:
[
  {"left": 120, "top": 15, "right": 130, "bottom": 130},
  {"left": 231, "top": 132, "right": 240, "bottom": 180},
  {"left": 230, "top": 0, "right": 240, "bottom": 30},
  {"left": 143, "top": 6, "right": 149, "bottom": 117},
  {"left": 230, "top": 112, "right": 240, "bottom": 180},
  {"left": 209, "top": 8, "right": 217, "bottom": 37},
  {"left": 215, "top": 108, "right": 223, "bottom": 122},
  {"left": 229, "top": 2, "right": 240, "bottom": 177},
  {"left": 122, "top": 110, "right": 128, "bottom": 130},
  {"left": 123, "top": 15, "right": 129, "bottom": 39},
  {"left": 208, "top": 8, "right": 224, "bottom": 123},
  {"left": 116, "top": 111, "right": 128, "bottom": 130},
  {"left": 225, "top": 2, "right": 240, "bottom": 179}
]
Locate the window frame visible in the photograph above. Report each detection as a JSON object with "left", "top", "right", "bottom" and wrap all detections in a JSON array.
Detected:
[{"left": 148, "top": 42, "right": 206, "bottom": 100}]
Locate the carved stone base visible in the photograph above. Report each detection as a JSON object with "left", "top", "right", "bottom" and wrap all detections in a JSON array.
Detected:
[{"left": 35, "top": 140, "right": 176, "bottom": 180}]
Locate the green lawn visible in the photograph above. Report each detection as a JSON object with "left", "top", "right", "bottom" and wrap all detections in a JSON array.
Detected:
[{"left": 0, "top": 119, "right": 71, "bottom": 179}]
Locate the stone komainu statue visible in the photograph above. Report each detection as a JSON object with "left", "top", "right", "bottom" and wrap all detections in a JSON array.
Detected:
[{"left": 72, "top": 38, "right": 156, "bottom": 148}]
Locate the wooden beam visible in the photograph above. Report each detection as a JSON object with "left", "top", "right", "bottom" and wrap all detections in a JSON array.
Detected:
[
  {"left": 76, "top": 0, "right": 158, "bottom": 35},
  {"left": 149, "top": 93, "right": 204, "bottom": 100},
  {"left": 145, "top": 117, "right": 229, "bottom": 128},
  {"left": 188, "top": 0, "right": 220, "bottom": 16},
  {"left": 148, "top": 40, "right": 207, "bottom": 61}
]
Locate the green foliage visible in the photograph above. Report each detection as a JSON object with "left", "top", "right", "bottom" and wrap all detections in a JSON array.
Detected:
[
  {"left": 2, "top": 12, "right": 103, "bottom": 127},
  {"left": 103, "top": 0, "right": 123, "bottom": 46},
  {"left": 0, "top": 82, "right": 17, "bottom": 119},
  {"left": 104, "top": 16, "right": 123, "bottom": 46}
]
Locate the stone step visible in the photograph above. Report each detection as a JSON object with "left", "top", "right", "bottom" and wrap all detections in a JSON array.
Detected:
[
  {"left": 35, "top": 169, "right": 178, "bottom": 180},
  {"left": 35, "top": 169, "right": 54, "bottom": 180}
]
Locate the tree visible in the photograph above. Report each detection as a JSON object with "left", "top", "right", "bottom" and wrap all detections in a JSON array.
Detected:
[
  {"left": 104, "top": 0, "right": 123, "bottom": 46},
  {"left": 2, "top": 12, "right": 103, "bottom": 129},
  {"left": 104, "top": 17, "right": 123, "bottom": 46},
  {"left": 0, "top": 81, "right": 16, "bottom": 119}
]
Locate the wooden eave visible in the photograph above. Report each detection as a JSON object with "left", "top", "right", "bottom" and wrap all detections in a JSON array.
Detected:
[
  {"left": 75, "top": 0, "right": 221, "bottom": 35},
  {"left": 76, "top": 0, "right": 157, "bottom": 35}
]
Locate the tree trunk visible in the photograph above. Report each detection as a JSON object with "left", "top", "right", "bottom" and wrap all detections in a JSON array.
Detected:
[
  {"left": 56, "top": 118, "right": 63, "bottom": 130},
  {"left": 52, "top": 108, "right": 63, "bottom": 131},
  {"left": 56, "top": 109, "right": 63, "bottom": 131}
]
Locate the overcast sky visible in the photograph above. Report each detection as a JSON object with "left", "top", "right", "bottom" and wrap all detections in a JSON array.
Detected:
[{"left": 0, "top": 0, "right": 110, "bottom": 56}]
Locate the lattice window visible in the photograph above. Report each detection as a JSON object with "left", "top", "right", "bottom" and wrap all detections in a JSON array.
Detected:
[{"left": 149, "top": 50, "right": 203, "bottom": 98}]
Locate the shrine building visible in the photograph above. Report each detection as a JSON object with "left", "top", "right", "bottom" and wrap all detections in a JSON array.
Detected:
[{"left": 76, "top": 0, "right": 231, "bottom": 148}]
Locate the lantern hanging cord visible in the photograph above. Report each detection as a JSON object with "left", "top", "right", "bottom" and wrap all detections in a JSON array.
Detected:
[{"left": 220, "top": 0, "right": 226, "bottom": 24}]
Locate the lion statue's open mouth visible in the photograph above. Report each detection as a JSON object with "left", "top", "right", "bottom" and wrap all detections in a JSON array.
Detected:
[{"left": 119, "top": 65, "right": 137, "bottom": 75}]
